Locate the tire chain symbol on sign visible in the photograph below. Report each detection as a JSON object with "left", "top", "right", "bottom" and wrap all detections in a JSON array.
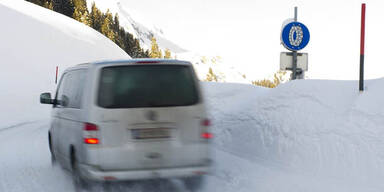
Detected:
[{"left": 289, "top": 25, "right": 303, "bottom": 47}]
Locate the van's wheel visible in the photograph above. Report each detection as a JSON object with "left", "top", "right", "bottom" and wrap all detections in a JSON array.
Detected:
[
  {"left": 48, "top": 133, "right": 56, "bottom": 166},
  {"left": 182, "top": 176, "right": 205, "bottom": 192},
  {"left": 71, "top": 150, "right": 89, "bottom": 191}
]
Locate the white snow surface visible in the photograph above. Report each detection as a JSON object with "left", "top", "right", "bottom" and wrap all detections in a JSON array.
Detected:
[
  {"left": 1, "top": 1, "right": 384, "bottom": 191},
  {"left": 204, "top": 80, "right": 384, "bottom": 191},
  {"left": 2, "top": 79, "right": 384, "bottom": 191},
  {"left": 0, "top": 0, "right": 129, "bottom": 128}
]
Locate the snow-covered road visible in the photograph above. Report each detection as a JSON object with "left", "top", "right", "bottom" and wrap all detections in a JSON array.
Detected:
[
  {"left": 2, "top": 82, "right": 384, "bottom": 192},
  {"left": 1, "top": 120, "right": 382, "bottom": 192},
  {"left": 0, "top": 121, "right": 73, "bottom": 191}
]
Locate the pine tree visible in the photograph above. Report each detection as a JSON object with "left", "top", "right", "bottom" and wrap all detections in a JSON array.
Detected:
[
  {"left": 44, "top": 1, "right": 53, "bottom": 10},
  {"left": 52, "top": 0, "right": 75, "bottom": 18},
  {"left": 164, "top": 49, "right": 172, "bottom": 59},
  {"left": 149, "top": 37, "right": 163, "bottom": 58},
  {"left": 205, "top": 67, "right": 218, "bottom": 82},
  {"left": 72, "top": 0, "right": 90, "bottom": 26},
  {"left": 113, "top": 14, "right": 120, "bottom": 32},
  {"left": 100, "top": 10, "right": 115, "bottom": 42},
  {"left": 89, "top": 2, "right": 102, "bottom": 31}
]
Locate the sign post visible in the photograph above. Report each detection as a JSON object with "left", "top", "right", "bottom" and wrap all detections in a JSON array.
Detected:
[
  {"left": 55, "top": 66, "right": 58, "bottom": 84},
  {"left": 292, "top": 7, "right": 298, "bottom": 80},
  {"left": 280, "top": 7, "right": 310, "bottom": 80},
  {"left": 360, "top": 3, "right": 366, "bottom": 92}
]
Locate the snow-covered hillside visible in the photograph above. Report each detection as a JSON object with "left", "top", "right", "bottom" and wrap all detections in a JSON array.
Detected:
[
  {"left": 86, "top": 0, "right": 249, "bottom": 83},
  {"left": 0, "top": 0, "right": 129, "bottom": 128},
  {"left": 86, "top": 0, "right": 186, "bottom": 54}
]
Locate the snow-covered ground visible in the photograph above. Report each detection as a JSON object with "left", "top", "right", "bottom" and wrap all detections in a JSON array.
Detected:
[
  {"left": 1, "top": 80, "right": 384, "bottom": 192},
  {"left": 204, "top": 80, "right": 384, "bottom": 192},
  {"left": 1, "top": 1, "right": 384, "bottom": 192}
]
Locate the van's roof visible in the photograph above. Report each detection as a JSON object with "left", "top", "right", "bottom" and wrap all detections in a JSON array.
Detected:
[
  {"left": 64, "top": 59, "right": 193, "bottom": 73},
  {"left": 94, "top": 59, "right": 191, "bottom": 65},
  {"left": 74, "top": 59, "right": 191, "bottom": 68}
]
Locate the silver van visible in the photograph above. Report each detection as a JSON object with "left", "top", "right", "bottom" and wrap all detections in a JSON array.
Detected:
[{"left": 40, "top": 59, "right": 212, "bottom": 191}]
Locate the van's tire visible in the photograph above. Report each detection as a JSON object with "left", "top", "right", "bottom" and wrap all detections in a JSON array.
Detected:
[
  {"left": 48, "top": 133, "right": 56, "bottom": 166},
  {"left": 71, "top": 149, "right": 89, "bottom": 191},
  {"left": 182, "top": 176, "right": 205, "bottom": 191}
]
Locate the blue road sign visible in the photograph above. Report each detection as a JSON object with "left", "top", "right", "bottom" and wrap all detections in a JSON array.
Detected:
[{"left": 281, "top": 22, "right": 310, "bottom": 51}]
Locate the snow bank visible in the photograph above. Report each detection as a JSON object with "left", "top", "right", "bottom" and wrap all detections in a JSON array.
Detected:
[
  {"left": 204, "top": 79, "right": 384, "bottom": 188},
  {"left": 0, "top": 1, "right": 129, "bottom": 128}
]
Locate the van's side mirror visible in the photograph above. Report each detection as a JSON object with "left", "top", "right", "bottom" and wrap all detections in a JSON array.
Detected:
[{"left": 40, "top": 92, "right": 54, "bottom": 104}]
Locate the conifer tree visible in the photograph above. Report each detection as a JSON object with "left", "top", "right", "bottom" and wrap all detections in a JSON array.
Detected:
[
  {"left": 73, "top": 0, "right": 90, "bottom": 26},
  {"left": 100, "top": 10, "right": 115, "bottom": 42},
  {"left": 44, "top": 1, "right": 53, "bottom": 10},
  {"left": 52, "top": 0, "right": 74, "bottom": 18},
  {"left": 149, "top": 37, "right": 162, "bottom": 58},
  {"left": 205, "top": 67, "right": 218, "bottom": 82},
  {"left": 89, "top": 2, "right": 102, "bottom": 31},
  {"left": 164, "top": 49, "right": 172, "bottom": 59},
  {"left": 113, "top": 14, "right": 120, "bottom": 32}
]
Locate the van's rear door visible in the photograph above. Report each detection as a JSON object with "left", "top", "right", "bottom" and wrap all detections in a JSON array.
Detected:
[{"left": 91, "top": 64, "right": 210, "bottom": 170}]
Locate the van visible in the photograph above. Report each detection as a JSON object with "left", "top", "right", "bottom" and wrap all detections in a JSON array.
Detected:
[{"left": 40, "top": 59, "right": 212, "bottom": 191}]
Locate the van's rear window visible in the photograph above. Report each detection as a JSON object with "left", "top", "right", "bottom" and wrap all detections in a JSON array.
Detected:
[{"left": 97, "top": 65, "right": 199, "bottom": 108}]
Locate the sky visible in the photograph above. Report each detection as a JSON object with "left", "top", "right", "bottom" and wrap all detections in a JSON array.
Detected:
[{"left": 108, "top": 0, "right": 382, "bottom": 81}]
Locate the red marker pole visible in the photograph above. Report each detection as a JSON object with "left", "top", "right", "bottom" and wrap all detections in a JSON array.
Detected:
[
  {"left": 55, "top": 66, "right": 58, "bottom": 84},
  {"left": 359, "top": 3, "right": 366, "bottom": 92}
]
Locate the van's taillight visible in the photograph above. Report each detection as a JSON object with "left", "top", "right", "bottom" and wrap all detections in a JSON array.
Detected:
[
  {"left": 84, "top": 138, "right": 99, "bottom": 144},
  {"left": 201, "top": 132, "right": 213, "bottom": 139},
  {"left": 200, "top": 119, "right": 212, "bottom": 139},
  {"left": 83, "top": 123, "right": 99, "bottom": 144},
  {"left": 84, "top": 123, "right": 98, "bottom": 131},
  {"left": 201, "top": 119, "right": 211, "bottom": 127}
]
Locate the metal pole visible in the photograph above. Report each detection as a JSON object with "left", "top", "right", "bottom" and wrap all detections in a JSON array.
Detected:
[
  {"left": 55, "top": 66, "right": 58, "bottom": 84},
  {"left": 292, "top": 7, "right": 298, "bottom": 80},
  {"left": 359, "top": 3, "right": 366, "bottom": 91}
]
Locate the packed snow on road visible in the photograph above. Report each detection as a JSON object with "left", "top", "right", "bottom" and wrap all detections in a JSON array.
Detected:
[{"left": 1, "top": 1, "right": 384, "bottom": 192}]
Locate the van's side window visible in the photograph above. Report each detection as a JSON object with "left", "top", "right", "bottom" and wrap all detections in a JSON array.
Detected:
[
  {"left": 70, "top": 69, "right": 86, "bottom": 109},
  {"left": 55, "top": 69, "right": 86, "bottom": 109},
  {"left": 55, "top": 73, "right": 67, "bottom": 108}
]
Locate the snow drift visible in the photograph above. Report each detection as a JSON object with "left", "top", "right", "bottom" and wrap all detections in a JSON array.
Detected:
[
  {"left": 204, "top": 79, "right": 384, "bottom": 190},
  {"left": 0, "top": 1, "right": 129, "bottom": 128}
]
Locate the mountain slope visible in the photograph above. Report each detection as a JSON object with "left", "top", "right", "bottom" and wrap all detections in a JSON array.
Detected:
[
  {"left": 0, "top": 0, "right": 129, "bottom": 128},
  {"left": 86, "top": 0, "right": 186, "bottom": 53},
  {"left": 86, "top": 0, "right": 249, "bottom": 83}
]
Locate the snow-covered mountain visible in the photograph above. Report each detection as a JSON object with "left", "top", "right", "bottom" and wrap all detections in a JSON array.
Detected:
[
  {"left": 87, "top": 0, "right": 249, "bottom": 83},
  {"left": 86, "top": 0, "right": 186, "bottom": 53}
]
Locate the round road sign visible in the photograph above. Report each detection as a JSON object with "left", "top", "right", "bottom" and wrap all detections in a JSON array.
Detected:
[{"left": 281, "top": 22, "right": 310, "bottom": 51}]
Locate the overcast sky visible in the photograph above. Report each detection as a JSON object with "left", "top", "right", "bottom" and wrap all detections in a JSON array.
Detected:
[{"left": 121, "top": 0, "right": 383, "bottom": 81}]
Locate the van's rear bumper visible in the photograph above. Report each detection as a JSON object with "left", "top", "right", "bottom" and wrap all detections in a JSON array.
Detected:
[{"left": 79, "top": 164, "right": 211, "bottom": 181}]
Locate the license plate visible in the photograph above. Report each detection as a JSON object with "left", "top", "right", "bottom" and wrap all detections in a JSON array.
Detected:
[{"left": 131, "top": 128, "right": 171, "bottom": 139}]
